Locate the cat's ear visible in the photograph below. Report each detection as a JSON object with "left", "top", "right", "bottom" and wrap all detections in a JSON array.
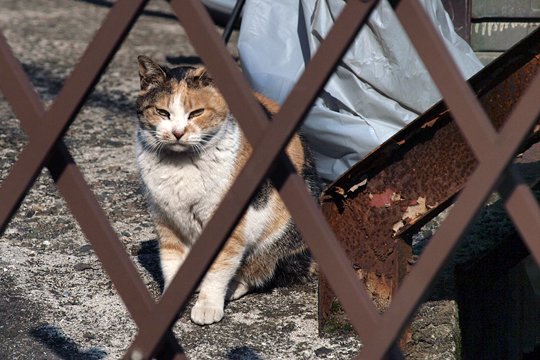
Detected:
[
  {"left": 192, "top": 67, "right": 213, "bottom": 87},
  {"left": 138, "top": 55, "right": 167, "bottom": 91}
]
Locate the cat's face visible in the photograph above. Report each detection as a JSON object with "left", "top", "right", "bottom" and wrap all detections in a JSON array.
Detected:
[{"left": 136, "top": 55, "right": 228, "bottom": 154}]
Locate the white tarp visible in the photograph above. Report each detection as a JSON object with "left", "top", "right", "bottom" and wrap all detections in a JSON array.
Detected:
[{"left": 238, "top": 0, "right": 483, "bottom": 182}]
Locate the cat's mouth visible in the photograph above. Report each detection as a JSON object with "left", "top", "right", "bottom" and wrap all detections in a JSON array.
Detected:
[
  {"left": 162, "top": 139, "right": 207, "bottom": 155},
  {"left": 151, "top": 130, "right": 217, "bottom": 155},
  {"left": 162, "top": 141, "right": 190, "bottom": 152}
]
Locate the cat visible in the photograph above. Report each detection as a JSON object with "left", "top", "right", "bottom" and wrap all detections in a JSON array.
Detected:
[{"left": 135, "top": 55, "right": 320, "bottom": 325}]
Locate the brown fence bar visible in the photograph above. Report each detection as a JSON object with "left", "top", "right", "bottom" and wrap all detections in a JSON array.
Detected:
[{"left": 0, "top": 0, "right": 539, "bottom": 359}]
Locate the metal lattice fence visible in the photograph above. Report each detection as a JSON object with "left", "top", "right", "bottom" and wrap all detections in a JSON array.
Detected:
[{"left": 0, "top": 0, "right": 539, "bottom": 359}]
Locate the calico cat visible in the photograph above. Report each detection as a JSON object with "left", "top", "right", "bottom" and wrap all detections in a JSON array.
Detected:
[{"left": 135, "top": 55, "right": 320, "bottom": 325}]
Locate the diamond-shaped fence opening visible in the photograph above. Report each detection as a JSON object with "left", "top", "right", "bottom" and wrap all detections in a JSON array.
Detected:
[
  {"left": 0, "top": 0, "right": 113, "bottom": 105},
  {"left": 0, "top": 0, "right": 539, "bottom": 359}
]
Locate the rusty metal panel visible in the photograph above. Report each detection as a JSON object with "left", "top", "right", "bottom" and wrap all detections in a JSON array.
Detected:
[{"left": 319, "top": 27, "right": 540, "bottom": 333}]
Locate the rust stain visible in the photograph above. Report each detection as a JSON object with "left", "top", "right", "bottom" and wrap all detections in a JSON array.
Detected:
[
  {"left": 369, "top": 188, "right": 398, "bottom": 208},
  {"left": 421, "top": 118, "right": 438, "bottom": 129},
  {"left": 356, "top": 269, "right": 393, "bottom": 309}
]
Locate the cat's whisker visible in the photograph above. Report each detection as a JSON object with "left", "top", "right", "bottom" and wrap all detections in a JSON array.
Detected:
[
  {"left": 196, "top": 144, "right": 206, "bottom": 156},
  {"left": 147, "top": 137, "right": 167, "bottom": 156},
  {"left": 156, "top": 142, "right": 164, "bottom": 156}
]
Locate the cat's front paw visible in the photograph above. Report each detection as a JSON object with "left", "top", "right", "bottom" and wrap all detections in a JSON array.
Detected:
[{"left": 191, "top": 302, "right": 224, "bottom": 325}]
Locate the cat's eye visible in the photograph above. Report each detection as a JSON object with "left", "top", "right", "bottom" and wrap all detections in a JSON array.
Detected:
[
  {"left": 155, "top": 108, "right": 170, "bottom": 118},
  {"left": 188, "top": 108, "right": 204, "bottom": 119}
]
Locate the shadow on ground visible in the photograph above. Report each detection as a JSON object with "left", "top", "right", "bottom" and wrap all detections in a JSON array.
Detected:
[
  {"left": 136, "top": 239, "right": 165, "bottom": 293},
  {"left": 30, "top": 324, "right": 107, "bottom": 360},
  {"left": 76, "top": 0, "right": 177, "bottom": 20},
  {"left": 21, "top": 62, "right": 134, "bottom": 115},
  {"left": 226, "top": 346, "right": 262, "bottom": 360}
]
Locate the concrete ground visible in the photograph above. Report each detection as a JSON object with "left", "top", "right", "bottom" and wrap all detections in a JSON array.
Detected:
[
  {"left": 0, "top": 1, "right": 364, "bottom": 358},
  {"left": 6, "top": 0, "right": 536, "bottom": 359}
]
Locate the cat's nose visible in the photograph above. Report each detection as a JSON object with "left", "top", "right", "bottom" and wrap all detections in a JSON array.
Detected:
[{"left": 172, "top": 128, "right": 184, "bottom": 140}]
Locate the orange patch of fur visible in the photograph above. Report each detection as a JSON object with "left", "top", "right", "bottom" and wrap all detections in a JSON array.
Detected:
[
  {"left": 155, "top": 221, "right": 187, "bottom": 255},
  {"left": 232, "top": 93, "right": 307, "bottom": 178},
  {"left": 254, "top": 92, "right": 279, "bottom": 113},
  {"left": 210, "top": 223, "right": 247, "bottom": 271}
]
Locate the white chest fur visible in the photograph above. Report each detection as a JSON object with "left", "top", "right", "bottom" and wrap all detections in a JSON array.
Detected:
[{"left": 136, "top": 122, "right": 239, "bottom": 243}]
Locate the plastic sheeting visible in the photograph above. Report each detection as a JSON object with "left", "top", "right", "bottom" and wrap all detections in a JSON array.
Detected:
[{"left": 238, "top": 0, "right": 483, "bottom": 182}]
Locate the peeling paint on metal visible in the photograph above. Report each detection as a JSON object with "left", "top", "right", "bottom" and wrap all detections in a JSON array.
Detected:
[
  {"left": 348, "top": 178, "right": 368, "bottom": 194},
  {"left": 392, "top": 196, "right": 428, "bottom": 235}
]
